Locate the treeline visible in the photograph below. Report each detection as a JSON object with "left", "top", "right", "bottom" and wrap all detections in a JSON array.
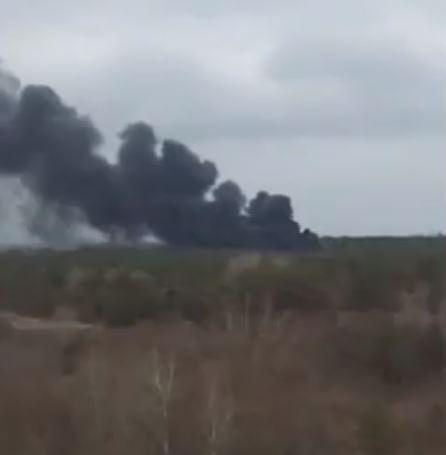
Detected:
[{"left": 0, "top": 237, "right": 443, "bottom": 327}]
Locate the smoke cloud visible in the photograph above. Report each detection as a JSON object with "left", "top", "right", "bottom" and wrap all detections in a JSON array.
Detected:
[{"left": 0, "top": 65, "right": 319, "bottom": 251}]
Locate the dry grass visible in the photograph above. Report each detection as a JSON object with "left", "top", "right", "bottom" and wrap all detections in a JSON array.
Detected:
[{"left": 1, "top": 312, "right": 446, "bottom": 455}]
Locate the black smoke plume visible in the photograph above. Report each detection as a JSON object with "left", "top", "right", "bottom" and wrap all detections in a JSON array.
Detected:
[{"left": 0, "top": 67, "right": 319, "bottom": 251}]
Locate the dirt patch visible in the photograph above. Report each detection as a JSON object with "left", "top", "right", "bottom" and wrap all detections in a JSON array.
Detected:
[{"left": 0, "top": 312, "right": 92, "bottom": 333}]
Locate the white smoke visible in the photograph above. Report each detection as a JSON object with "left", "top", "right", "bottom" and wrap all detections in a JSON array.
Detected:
[
  {"left": 0, "top": 177, "right": 107, "bottom": 249},
  {"left": 0, "top": 177, "right": 42, "bottom": 247}
]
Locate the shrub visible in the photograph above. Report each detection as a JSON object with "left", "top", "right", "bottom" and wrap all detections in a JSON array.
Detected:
[
  {"left": 331, "top": 318, "right": 446, "bottom": 384},
  {"left": 236, "top": 261, "right": 336, "bottom": 314},
  {"left": 372, "top": 322, "right": 423, "bottom": 384},
  {"left": 346, "top": 267, "right": 400, "bottom": 311},
  {"left": 101, "top": 275, "right": 163, "bottom": 327},
  {"left": 69, "top": 268, "right": 164, "bottom": 326},
  {"left": 355, "top": 404, "right": 399, "bottom": 455},
  {"left": 421, "top": 322, "right": 446, "bottom": 373}
]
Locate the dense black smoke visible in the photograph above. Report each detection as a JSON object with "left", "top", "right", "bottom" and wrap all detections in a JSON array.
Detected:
[{"left": 0, "top": 67, "right": 319, "bottom": 251}]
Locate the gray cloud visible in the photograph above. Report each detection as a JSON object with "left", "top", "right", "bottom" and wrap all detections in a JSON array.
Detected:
[
  {"left": 4, "top": 0, "right": 446, "bottom": 142},
  {"left": 266, "top": 26, "right": 446, "bottom": 136}
]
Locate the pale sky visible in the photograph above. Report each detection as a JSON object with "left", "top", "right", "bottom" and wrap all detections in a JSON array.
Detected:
[{"left": 1, "top": 0, "right": 445, "bottom": 236}]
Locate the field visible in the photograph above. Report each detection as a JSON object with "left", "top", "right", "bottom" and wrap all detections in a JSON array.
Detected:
[{"left": 0, "top": 236, "right": 445, "bottom": 454}]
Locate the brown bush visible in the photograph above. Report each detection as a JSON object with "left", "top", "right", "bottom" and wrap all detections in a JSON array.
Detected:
[{"left": 330, "top": 317, "right": 446, "bottom": 385}]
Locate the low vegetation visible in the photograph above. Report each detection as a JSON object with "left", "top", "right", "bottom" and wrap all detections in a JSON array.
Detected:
[{"left": 0, "top": 236, "right": 444, "bottom": 454}]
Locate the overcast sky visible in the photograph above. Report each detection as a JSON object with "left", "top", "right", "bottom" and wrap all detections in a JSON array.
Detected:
[{"left": 1, "top": 0, "right": 445, "bottom": 236}]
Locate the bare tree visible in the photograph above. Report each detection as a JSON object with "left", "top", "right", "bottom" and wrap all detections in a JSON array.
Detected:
[
  {"left": 204, "top": 375, "right": 235, "bottom": 455},
  {"left": 145, "top": 348, "right": 176, "bottom": 455}
]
